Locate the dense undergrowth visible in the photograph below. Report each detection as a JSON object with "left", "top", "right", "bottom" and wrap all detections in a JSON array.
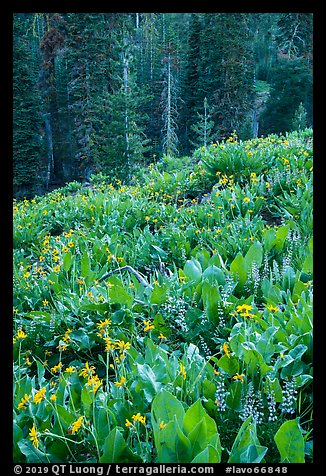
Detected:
[{"left": 13, "top": 129, "right": 313, "bottom": 463}]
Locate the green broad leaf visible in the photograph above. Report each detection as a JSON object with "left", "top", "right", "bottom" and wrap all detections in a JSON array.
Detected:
[
  {"left": 55, "top": 405, "right": 75, "bottom": 432},
  {"left": 18, "top": 440, "right": 56, "bottom": 463},
  {"left": 274, "top": 419, "right": 305, "bottom": 463},
  {"left": 36, "top": 360, "right": 45, "bottom": 387},
  {"left": 238, "top": 444, "right": 269, "bottom": 463},
  {"left": 261, "top": 278, "right": 283, "bottom": 303},
  {"left": 13, "top": 422, "right": 23, "bottom": 461},
  {"left": 81, "top": 386, "right": 93, "bottom": 419},
  {"left": 302, "top": 253, "right": 313, "bottom": 275},
  {"left": 184, "top": 401, "right": 220, "bottom": 453},
  {"left": 81, "top": 250, "right": 91, "bottom": 278},
  {"left": 63, "top": 251, "right": 73, "bottom": 272},
  {"left": 25, "top": 311, "right": 52, "bottom": 323},
  {"left": 150, "top": 284, "right": 168, "bottom": 305},
  {"left": 263, "top": 228, "right": 276, "bottom": 252},
  {"left": 135, "top": 362, "right": 162, "bottom": 403},
  {"left": 202, "top": 265, "right": 225, "bottom": 286},
  {"left": 183, "top": 399, "right": 206, "bottom": 435},
  {"left": 273, "top": 225, "right": 289, "bottom": 252},
  {"left": 256, "top": 327, "right": 278, "bottom": 363},
  {"left": 81, "top": 302, "right": 110, "bottom": 313},
  {"left": 174, "top": 415, "right": 192, "bottom": 463},
  {"left": 151, "top": 244, "right": 168, "bottom": 259},
  {"left": 151, "top": 389, "right": 185, "bottom": 428},
  {"left": 242, "top": 343, "right": 265, "bottom": 377},
  {"left": 292, "top": 281, "right": 309, "bottom": 302},
  {"left": 203, "top": 378, "right": 216, "bottom": 400},
  {"left": 216, "top": 354, "right": 239, "bottom": 377},
  {"left": 280, "top": 344, "right": 307, "bottom": 378},
  {"left": 202, "top": 281, "right": 221, "bottom": 325},
  {"left": 208, "top": 251, "right": 226, "bottom": 269},
  {"left": 228, "top": 416, "right": 267, "bottom": 463},
  {"left": 100, "top": 428, "right": 142, "bottom": 463},
  {"left": 294, "top": 373, "right": 313, "bottom": 389},
  {"left": 187, "top": 417, "right": 207, "bottom": 457},
  {"left": 230, "top": 254, "right": 247, "bottom": 291},
  {"left": 195, "top": 249, "right": 211, "bottom": 270},
  {"left": 226, "top": 381, "right": 243, "bottom": 411},
  {"left": 244, "top": 242, "right": 263, "bottom": 268},
  {"left": 263, "top": 377, "right": 283, "bottom": 402},
  {"left": 183, "top": 259, "right": 202, "bottom": 285},
  {"left": 155, "top": 418, "right": 190, "bottom": 463},
  {"left": 107, "top": 285, "right": 133, "bottom": 308},
  {"left": 282, "top": 266, "right": 296, "bottom": 292},
  {"left": 93, "top": 407, "right": 111, "bottom": 447},
  {"left": 191, "top": 444, "right": 221, "bottom": 463},
  {"left": 45, "top": 439, "right": 68, "bottom": 463}
]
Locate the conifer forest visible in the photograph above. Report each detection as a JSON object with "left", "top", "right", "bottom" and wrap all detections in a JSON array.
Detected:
[{"left": 13, "top": 13, "right": 313, "bottom": 465}]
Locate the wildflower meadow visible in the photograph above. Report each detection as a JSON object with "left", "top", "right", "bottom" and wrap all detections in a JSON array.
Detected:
[{"left": 13, "top": 130, "right": 313, "bottom": 464}]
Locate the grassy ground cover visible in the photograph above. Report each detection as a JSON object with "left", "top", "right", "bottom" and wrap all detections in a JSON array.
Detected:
[{"left": 13, "top": 129, "right": 313, "bottom": 463}]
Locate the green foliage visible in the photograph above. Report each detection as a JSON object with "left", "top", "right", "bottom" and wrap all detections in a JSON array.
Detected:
[
  {"left": 13, "top": 130, "right": 313, "bottom": 463},
  {"left": 13, "top": 15, "right": 44, "bottom": 196}
]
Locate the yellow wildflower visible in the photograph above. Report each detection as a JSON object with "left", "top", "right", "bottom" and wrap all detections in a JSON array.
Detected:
[
  {"left": 29, "top": 423, "right": 39, "bottom": 448},
  {"left": 51, "top": 362, "right": 63, "bottom": 373},
  {"left": 16, "top": 328, "right": 27, "bottom": 340},
  {"left": 159, "top": 421, "right": 167, "bottom": 430},
  {"left": 232, "top": 373, "right": 245, "bottom": 383},
  {"left": 236, "top": 304, "right": 253, "bottom": 315},
  {"left": 86, "top": 375, "right": 102, "bottom": 393},
  {"left": 18, "top": 394, "right": 32, "bottom": 409},
  {"left": 143, "top": 320, "right": 155, "bottom": 332},
  {"left": 116, "top": 340, "right": 131, "bottom": 354},
  {"left": 125, "top": 419, "right": 133, "bottom": 428},
  {"left": 33, "top": 387, "right": 46, "bottom": 404},
  {"left": 79, "top": 361, "right": 96, "bottom": 378},
  {"left": 222, "top": 342, "right": 231, "bottom": 359},
  {"left": 179, "top": 362, "right": 186, "bottom": 380},
  {"left": 65, "top": 366, "right": 76, "bottom": 374},
  {"left": 114, "top": 376, "right": 126, "bottom": 388},
  {"left": 71, "top": 416, "right": 84, "bottom": 434},
  {"left": 267, "top": 304, "right": 280, "bottom": 312},
  {"left": 97, "top": 318, "right": 112, "bottom": 330},
  {"left": 132, "top": 413, "right": 146, "bottom": 425}
]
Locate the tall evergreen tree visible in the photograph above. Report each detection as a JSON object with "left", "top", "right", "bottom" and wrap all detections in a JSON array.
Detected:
[
  {"left": 180, "top": 13, "right": 203, "bottom": 151},
  {"left": 210, "top": 14, "right": 255, "bottom": 140},
  {"left": 98, "top": 24, "right": 151, "bottom": 180},
  {"left": 13, "top": 14, "right": 43, "bottom": 197},
  {"left": 260, "top": 56, "right": 312, "bottom": 134},
  {"left": 190, "top": 97, "right": 215, "bottom": 148},
  {"left": 160, "top": 44, "right": 180, "bottom": 156},
  {"left": 39, "top": 13, "right": 67, "bottom": 184}
]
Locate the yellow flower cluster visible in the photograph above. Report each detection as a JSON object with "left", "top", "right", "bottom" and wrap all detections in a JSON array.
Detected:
[
  {"left": 71, "top": 415, "right": 84, "bottom": 434},
  {"left": 79, "top": 362, "right": 102, "bottom": 393},
  {"left": 235, "top": 304, "right": 256, "bottom": 319},
  {"left": 125, "top": 412, "right": 146, "bottom": 428}
]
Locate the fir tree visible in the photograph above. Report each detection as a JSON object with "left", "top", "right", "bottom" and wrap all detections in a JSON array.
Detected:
[
  {"left": 160, "top": 44, "right": 180, "bottom": 156},
  {"left": 291, "top": 101, "right": 308, "bottom": 131},
  {"left": 190, "top": 97, "right": 215, "bottom": 149},
  {"left": 211, "top": 14, "right": 255, "bottom": 140},
  {"left": 13, "top": 14, "right": 43, "bottom": 197}
]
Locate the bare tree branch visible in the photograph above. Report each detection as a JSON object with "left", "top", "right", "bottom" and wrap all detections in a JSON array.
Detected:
[{"left": 99, "top": 265, "right": 153, "bottom": 288}]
